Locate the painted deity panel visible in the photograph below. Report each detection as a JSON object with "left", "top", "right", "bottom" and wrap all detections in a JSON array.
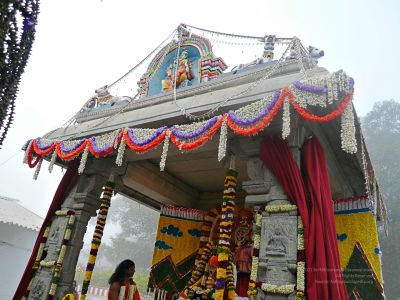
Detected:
[{"left": 147, "top": 45, "right": 201, "bottom": 96}]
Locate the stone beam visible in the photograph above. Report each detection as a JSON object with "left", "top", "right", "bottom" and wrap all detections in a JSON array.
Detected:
[{"left": 122, "top": 160, "right": 199, "bottom": 208}]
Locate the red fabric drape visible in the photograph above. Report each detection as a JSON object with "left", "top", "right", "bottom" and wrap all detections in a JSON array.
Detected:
[
  {"left": 14, "top": 161, "right": 79, "bottom": 300},
  {"left": 302, "top": 137, "right": 348, "bottom": 300},
  {"left": 259, "top": 136, "right": 348, "bottom": 300},
  {"left": 259, "top": 136, "right": 310, "bottom": 254}
]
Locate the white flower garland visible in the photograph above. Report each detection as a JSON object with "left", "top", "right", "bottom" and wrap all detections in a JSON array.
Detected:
[
  {"left": 218, "top": 116, "right": 228, "bottom": 162},
  {"left": 282, "top": 98, "right": 291, "bottom": 139},
  {"left": 48, "top": 148, "right": 57, "bottom": 173},
  {"left": 91, "top": 130, "right": 120, "bottom": 152},
  {"left": 33, "top": 157, "right": 43, "bottom": 180},
  {"left": 78, "top": 144, "right": 89, "bottom": 174},
  {"left": 160, "top": 130, "right": 171, "bottom": 171},
  {"left": 116, "top": 128, "right": 127, "bottom": 166},
  {"left": 340, "top": 102, "right": 357, "bottom": 154},
  {"left": 296, "top": 217, "right": 305, "bottom": 294},
  {"left": 233, "top": 95, "right": 271, "bottom": 120},
  {"left": 265, "top": 204, "right": 298, "bottom": 213},
  {"left": 260, "top": 283, "right": 295, "bottom": 294},
  {"left": 40, "top": 260, "right": 56, "bottom": 267},
  {"left": 174, "top": 119, "right": 210, "bottom": 134}
]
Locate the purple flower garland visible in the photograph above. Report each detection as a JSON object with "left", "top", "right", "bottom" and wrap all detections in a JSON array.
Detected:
[
  {"left": 228, "top": 90, "right": 281, "bottom": 126},
  {"left": 35, "top": 138, "right": 55, "bottom": 151},
  {"left": 292, "top": 77, "right": 355, "bottom": 94},
  {"left": 127, "top": 126, "right": 167, "bottom": 146},
  {"left": 172, "top": 117, "right": 218, "bottom": 139},
  {"left": 292, "top": 80, "right": 328, "bottom": 94},
  {"left": 59, "top": 139, "right": 86, "bottom": 153},
  {"left": 89, "top": 137, "right": 114, "bottom": 153}
]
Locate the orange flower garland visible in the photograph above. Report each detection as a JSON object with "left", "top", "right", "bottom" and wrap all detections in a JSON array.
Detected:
[
  {"left": 125, "top": 129, "right": 167, "bottom": 152},
  {"left": 288, "top": 88, "right": 354, "bottom": 123},
  {"left": 56, "top": 140, "right": 88, "bottom": 160},
  {"left": 227, "top": 88, "right": 287, "bottom": 136},
  {"left": 25, "top": 78, "right": 357, "bottom": 172}
]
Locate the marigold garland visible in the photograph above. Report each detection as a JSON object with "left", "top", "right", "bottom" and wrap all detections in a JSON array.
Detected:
[
  {"left": 215, "top": 169, "right": 237, "bottom": 300},
  {"left": 288, "top": 88, "right": 354, "bottom": 123},
  {"left": 80, "top": 181, "right": 115, "bottom": 300}
]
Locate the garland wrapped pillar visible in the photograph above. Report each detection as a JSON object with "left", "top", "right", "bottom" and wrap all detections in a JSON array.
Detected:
[
  {"left": 215, "top": 164, "right": 237, "bottom": 300},
  {"left": 80, "top": 180, "right": 115, "bottom": 300}
]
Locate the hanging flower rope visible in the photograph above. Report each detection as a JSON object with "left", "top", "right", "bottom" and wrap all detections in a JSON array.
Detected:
[
  {"left": 24, "top": 74, "right": 357, "bottom": 173},
  {"left": 80, "top": 181, "right": 115, "bottom": 300},
  {"left": 0, "top": 0, "right": 40, "bottom": 147},
  {"left": 215, "top": 169, "right": 237, "bottom": 300}
]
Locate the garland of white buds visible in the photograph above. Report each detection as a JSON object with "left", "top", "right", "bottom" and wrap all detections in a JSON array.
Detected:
[
  {"left": 116, "top": 128, "right": 127, "bottom": 166},
  {"left": 48, "top": 149, "right": 57, "bottom": 173},
  {"left": 282, "top": 98, "right": 291, "bottom": 139},
  {"left": 160, "top": 130, "right": 171, "bottom": 171},
  {"left": 33, "top": 157, "right": 43, "bottom": 180},
  {"left": 78, "top": 144, "right": 89, "bottom": 174},
  {"left": 218, "top": 116, "right": 228, "bottom": 162},
  {"left": 340, "top": 101, "right": 357, "bottom": 154}
]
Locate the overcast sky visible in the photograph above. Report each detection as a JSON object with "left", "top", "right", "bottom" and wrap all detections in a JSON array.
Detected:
[{"left": 0, "top": 0, "right": 399, "bottom": 218}]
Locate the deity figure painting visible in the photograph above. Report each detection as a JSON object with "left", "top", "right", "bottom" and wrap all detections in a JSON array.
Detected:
[{"left": 162, "top": 48, "right": 194, "bottom": 92}]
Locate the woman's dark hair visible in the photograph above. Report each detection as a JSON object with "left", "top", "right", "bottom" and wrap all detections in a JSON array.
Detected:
[{"left": 108, "top": 259, "right": 135, "bottom": 284}]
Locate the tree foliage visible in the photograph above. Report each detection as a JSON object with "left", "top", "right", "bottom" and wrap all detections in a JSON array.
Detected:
[
  {"left": 100, "top": 195, "right": 159, "bottom": 273},
  {"left": 362, "top": 100, "right": 400, "bottom": 299}
]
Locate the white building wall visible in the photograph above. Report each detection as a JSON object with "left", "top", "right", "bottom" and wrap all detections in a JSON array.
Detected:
[{"left": 0, "top": 223, "right": 39, "bottom": 299}]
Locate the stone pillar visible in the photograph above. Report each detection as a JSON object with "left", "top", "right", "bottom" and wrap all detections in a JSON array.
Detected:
[
  {"left": 242, "top": 129, "right": 307, "bottom": 300},
  {"left": 27, "top": 158, "right": 121, "bottom": 300},
  {"left": 243, "top": 158, "right": 297, "bottom": 300}
]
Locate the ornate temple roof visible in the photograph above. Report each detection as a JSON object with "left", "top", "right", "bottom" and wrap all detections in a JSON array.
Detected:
[{"left": 22, "top": 25, "right": 387, "bottom": 232}]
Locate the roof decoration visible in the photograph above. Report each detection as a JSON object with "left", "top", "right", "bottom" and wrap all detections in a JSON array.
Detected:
[
  {"left": 138, "top": 29, "right": 227, "bottom": 97},
  {"left": 72, "top": 24, "right": 322, "bottom": 124},
  {"left": 24, "top": 69, "right": 356, "bottom": 174}
]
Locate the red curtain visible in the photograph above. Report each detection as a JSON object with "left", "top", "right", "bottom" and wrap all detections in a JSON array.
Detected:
[
  {"left": 14, "top": 161, "right": 79, "bottom": 300},
  {"left": 302, "top": 137, "right": 348, "bottom": 300},
  {"left": 259, "top": 136, "right": 310, "bottom": 254},
  {"left": 259, "top": 136, "right": 348, "bottom": 300}
]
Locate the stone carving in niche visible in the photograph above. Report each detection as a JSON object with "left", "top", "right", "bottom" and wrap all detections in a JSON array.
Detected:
[
  {"left": 263, "top": 218, "right": 296, "bottom": 259},
  {"left": 49, "top": 226, "right": 60, "bottom": 243}
]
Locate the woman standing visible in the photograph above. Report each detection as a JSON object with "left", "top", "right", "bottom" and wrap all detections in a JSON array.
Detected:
[{"left": 108, "top": 259, "right": 141, "bottom": 300}]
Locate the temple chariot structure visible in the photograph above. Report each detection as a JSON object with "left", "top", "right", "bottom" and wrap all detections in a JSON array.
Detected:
[{"left": 17, "top": 24, "right": 387, "bottom": 300}]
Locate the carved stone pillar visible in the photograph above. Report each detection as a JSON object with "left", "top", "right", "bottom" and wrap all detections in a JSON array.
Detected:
[
  {"left": 242, "top": 129, "right": 306, "bottom": 300},
  {"left": 243, "top": 159, "right": 297, "bottom": 300},
  {"left": 27, "top": 158, "right": 119, "bottom": 300}
]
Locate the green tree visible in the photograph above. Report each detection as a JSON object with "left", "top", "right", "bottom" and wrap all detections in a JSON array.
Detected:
[
  {"left": 100, "top": 195, "right": 159, "bottom": 272},
  {"left": 362, "top": 100, "right": 400, "bottom": 300}
]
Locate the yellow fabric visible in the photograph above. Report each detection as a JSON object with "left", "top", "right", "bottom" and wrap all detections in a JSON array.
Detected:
[
  {"left": 334, "top": 211, "right": 383, "bottom": 284},
  {"left": 152, "top": 214, "right": 202, "bottom": 265}
]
